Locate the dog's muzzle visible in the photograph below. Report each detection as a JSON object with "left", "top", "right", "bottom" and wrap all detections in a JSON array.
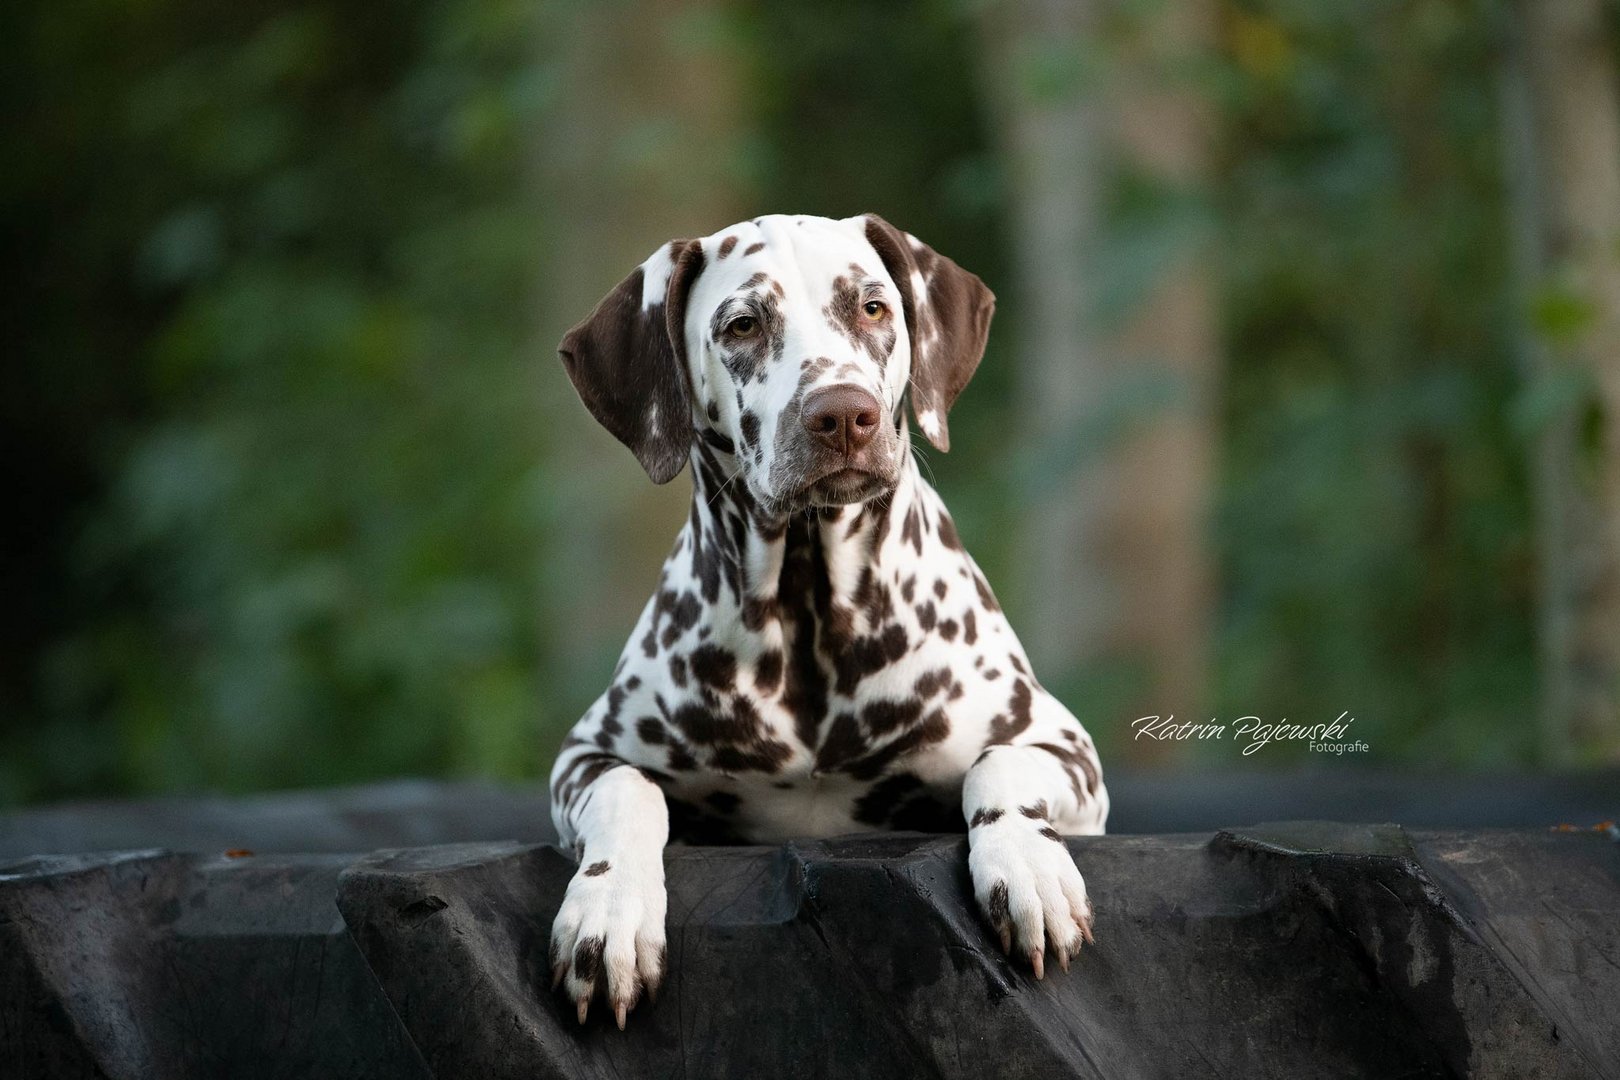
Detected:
[{"left": 796, "top": 384, "right": 900, "bottom": 507}]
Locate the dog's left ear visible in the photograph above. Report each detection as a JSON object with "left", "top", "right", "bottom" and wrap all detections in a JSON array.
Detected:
[
  {"left": 862, "top": 214, "right": 995, "bottom": 452},
  {"left": 558, "top": 239, "right": 706, "bottom": 484}
]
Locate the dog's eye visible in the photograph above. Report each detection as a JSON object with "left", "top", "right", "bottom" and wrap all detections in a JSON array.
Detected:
[
  {"left": 862, "top": 300, "right": 888, "bottom": 321},
  {"left": 726, "top": 315, "right": 759, "bottom": 339}
]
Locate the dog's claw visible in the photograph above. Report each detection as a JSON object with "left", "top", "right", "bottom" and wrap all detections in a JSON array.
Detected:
[
  {"left": 550, "top": 846, "right": 668, "bottom": 1031},
  {"left": 971, "top": 813, "right": 1095, "bottom": 983}
]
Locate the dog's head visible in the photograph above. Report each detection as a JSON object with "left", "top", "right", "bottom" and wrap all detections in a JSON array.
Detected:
[{"left": 559, "top": 214, "right": 994, "bottom": 515}]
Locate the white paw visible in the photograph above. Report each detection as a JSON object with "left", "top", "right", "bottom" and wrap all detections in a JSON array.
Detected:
[
  {"left": 549, "top": 851, "right": 666, "bottom": 1028},
  {"left": 968, "top": 806, "right": 1094, "bottom": 977}
]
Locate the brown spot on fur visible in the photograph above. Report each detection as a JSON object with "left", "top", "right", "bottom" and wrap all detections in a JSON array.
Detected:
[
  {"left": 833, "top": 622, "right": 910, "bottom": 695},
  {"left": 987, "top": 881, "right": 1010, "bottom": 929},
  {"left": 689, "top": 643, "right": 737, "bottom": 688},
  {"left": 815, "top": 713, "right": 864, "bottom": 772},
  {"left": 970, "top": 806, "right": 1004, "bottom": 827},
  {"left": 863, "top": 697, "right": 923, "bottom": 736},
  {"left": 841, "top": 706, "right": 949, "bottom": 780},
  {"left": 914, "top": 667, "right": 951, "bottom": 699},
  {"left": 739, "top": 410, "right": 761, "bottom": 449},
  {"left": 822, "top": 266, "right": 896, "bottom": 366},
  {"left": 741, "top": 594, "right": 778, "bottom": 631},
  {"left": 974, "top": 571, "right": 1001, "bottom": 611},
  {"left": 1034, "top": 739, "right": 1102, "bottom": 805},
  {"left": 711, "top": 740, "right": 792, "bottom": 773},
  {"left": 1008, "top": 680, "right": 1034, "bottom": 727},
  {"left": 901, "top": 507, "right": 923, "bottom": 555},
  {"left": 666, "top": 740, "right": 698, "bottom": 772},
  {"left": 986, "top": 711, "right": 1024, "bottom": 745},
  {"left": 718, "top": 235, "right": 738, "bottom": 258},
  {"left": 584, "top": 860, "right": 611, "bottom": 876},
  {"left": 755, "top": 648, "right": 784, "bottom": 693},
  {"left": 573, "top": 934, "right": 604, "bottom": 983}
]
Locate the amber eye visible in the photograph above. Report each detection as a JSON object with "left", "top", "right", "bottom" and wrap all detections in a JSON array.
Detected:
[
  {"left": 862, "top": 299, "right": 887, "bottom": 320},
  {"left": 727, "top": 314, "right": 759, "bottom": 339}
]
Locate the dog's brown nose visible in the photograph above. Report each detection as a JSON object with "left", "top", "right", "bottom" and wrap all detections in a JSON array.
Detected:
[{"left": 802, "top": 385, "right": 882, "bottom": 455}]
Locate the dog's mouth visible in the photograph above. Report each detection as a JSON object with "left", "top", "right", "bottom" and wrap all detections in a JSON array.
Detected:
[{"left": 801, "top": 465, "right": 896, "bottom": 508}]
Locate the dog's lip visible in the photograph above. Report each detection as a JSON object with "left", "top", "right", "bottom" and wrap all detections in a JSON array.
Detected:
[
  {"left": 795, "top": 465, "right": 897, "bottom": 506},
  {"left": 804, "top": 465, "right": 881, "bottom": 493}
]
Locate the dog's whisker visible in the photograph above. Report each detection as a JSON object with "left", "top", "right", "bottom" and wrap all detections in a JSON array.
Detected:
[
  {"left": 907, "top": 430, "right": 940, "bottom": 490},
  {"left": 706, "top": 462, "right": 747, "bottom": 509}
]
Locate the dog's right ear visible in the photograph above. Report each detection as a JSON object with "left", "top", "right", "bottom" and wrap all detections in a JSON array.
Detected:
[{"left": 558, "top": 239, "right": 706, "bottom": 484}]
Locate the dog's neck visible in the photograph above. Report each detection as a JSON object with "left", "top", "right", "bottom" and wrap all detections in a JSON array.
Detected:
[{"left": 681, "top": 441, "right": 928, "bottom": 648}]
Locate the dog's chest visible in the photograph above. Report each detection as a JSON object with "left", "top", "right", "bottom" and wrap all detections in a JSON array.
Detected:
[
  {"left": 607, "top": 473, "right": 1041, "bottom": 841},
  {"left": 646, "top": 597, "right": 1033, "bottom": 842}
]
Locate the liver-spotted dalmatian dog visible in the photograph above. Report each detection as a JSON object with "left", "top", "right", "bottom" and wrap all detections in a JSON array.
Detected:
[{"left": 548, "top": 213, "right": 1108, "bottom": 1028}]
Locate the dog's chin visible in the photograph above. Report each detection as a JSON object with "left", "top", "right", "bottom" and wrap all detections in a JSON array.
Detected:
[{"left": 800, "top": 467, "right": 896, "bottom": 509}]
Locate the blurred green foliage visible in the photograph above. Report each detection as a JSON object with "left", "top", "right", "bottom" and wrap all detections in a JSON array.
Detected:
[
  {"left": 0, "top": 0, "right": 1558, "bottom": 804},
  {"left": 3, "top": 0, "right": 551, "bottom": 801},
  {"left": 1210, "top": 0, "right": 1535, "bottom": 764}
]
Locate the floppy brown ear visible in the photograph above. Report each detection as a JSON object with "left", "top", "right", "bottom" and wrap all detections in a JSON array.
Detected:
[
  {"left": 863, "top": 214, "right": 995, "bottom": 452},
  {"left": 558, "top": 239, "right": 706, "bottom": 483}
]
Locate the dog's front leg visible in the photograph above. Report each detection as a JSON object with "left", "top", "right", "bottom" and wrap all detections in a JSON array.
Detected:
[
  {"left": 963, "top": 745, "right": 1099, "bottom": 977},
  {"left": 549, "top": 763, "right": 668, "bottom": 1028}
]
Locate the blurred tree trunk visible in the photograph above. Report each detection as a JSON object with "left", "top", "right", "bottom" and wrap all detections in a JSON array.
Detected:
[
  {"left": 983, "top": 0, "right": 1219, "bottom": 762},
  {"left": 1502, "top": 1, "right": 1620, "bottom": 763},
  {"left": 533, "top": 1, "right": 753, "bottom": 730}
]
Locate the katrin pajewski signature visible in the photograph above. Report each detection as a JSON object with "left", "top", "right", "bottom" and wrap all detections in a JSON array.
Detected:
[{"left": 1130, "top": 712, "right": 1369, "bottom": 756}]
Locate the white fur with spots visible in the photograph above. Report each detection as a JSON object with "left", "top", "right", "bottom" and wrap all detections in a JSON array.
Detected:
[{"left": 549, "top": 214, "right": 1108, "bottom": 1026}]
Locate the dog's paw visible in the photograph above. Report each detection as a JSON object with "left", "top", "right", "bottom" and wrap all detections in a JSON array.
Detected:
[
  {"left": 549, "top": 851, "right": 666, "bottom": 1028},
  {"left": 968, "top": 809, "right": 1094, "bottom": 977}
]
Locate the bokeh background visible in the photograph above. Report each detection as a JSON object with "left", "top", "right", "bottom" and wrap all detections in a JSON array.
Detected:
[{"left": 6, "top": 0, "right": 1620, "bottom": 808}]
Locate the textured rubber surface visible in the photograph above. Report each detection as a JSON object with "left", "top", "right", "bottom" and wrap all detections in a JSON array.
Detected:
[{"left": 3, "top": 822, "right": 1616, "bottom": 1079}]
